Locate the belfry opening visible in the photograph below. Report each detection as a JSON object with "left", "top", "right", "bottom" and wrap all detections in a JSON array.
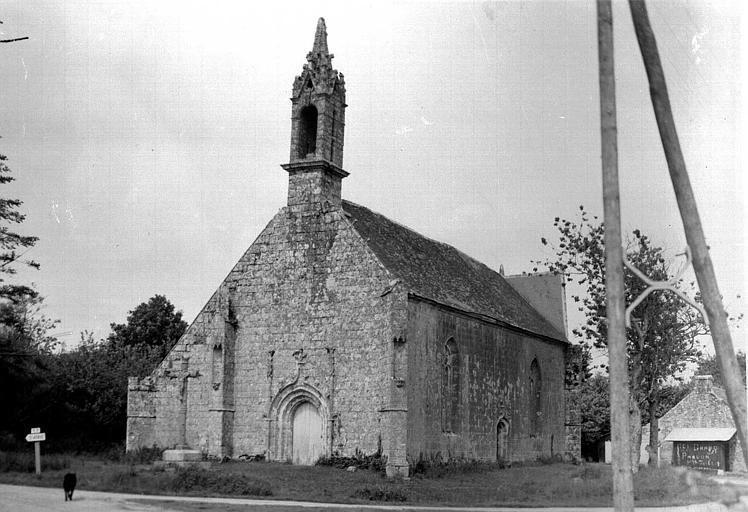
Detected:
[{"left": 298, "top": 105, "right": 318, "bottom": 159}]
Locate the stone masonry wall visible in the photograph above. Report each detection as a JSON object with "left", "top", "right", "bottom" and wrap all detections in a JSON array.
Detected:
[
  {"left": 127, "top": 199, "right": 406, "bottom": 464},
  {"left": 405, "top": 299, "right": 567, "bottom": 464}
]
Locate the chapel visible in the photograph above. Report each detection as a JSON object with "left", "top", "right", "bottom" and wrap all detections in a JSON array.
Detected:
[{"left": 126, "top": 18, "right": 580, "bottom": 477}]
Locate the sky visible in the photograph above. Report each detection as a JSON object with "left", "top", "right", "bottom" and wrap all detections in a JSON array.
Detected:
[{"left": 0, "top": 1, "right": 744, "bottom": 352}]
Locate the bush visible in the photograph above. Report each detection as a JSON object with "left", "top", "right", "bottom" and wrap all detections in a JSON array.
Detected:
[
  {"left": 353, "top": 484, "right": 407, "bottom": 502},
  {"left": 316, "top": 448, "right": 387, "bottom": 474},
  {"left": 171, "top": 466, "right": 272, "bottom": 496}
]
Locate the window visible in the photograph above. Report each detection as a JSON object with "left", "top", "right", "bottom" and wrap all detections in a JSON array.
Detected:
[
  {"left": 298, "top": 105, "right": 318, "bottom": 158},
  {"left": 442, "top": 338, "right": 460, "bottom": 433},
  {"left": 529, "top": 358, "right": 542, "bottom": 434}
]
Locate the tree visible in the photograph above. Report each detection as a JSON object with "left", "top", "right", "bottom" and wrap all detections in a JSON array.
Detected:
[
  {"left": 579, "top": 374, "right": 610, "bottom": 460},
  {"left": 695, "top": 351, "right": 746, "bottom": 388},
  {"left": 0, "top": 293, "right": 58, "bottom": 441},
  {"left": 0, "top": 153, "right": 39, "bottom": 302},
  {"left": 108, "top": 294, "right": 188, "bottom": 363},
  {"left": 0, "top": 152, "right": 56, "bottom": 444},
  {"left": 48, "top": 296, "right": 188, "bottom": 448},
  {"left": 577, "top": 375, "right": 690, "bottom": 462},
  {"left": 535, "top": 208, "right": 705, "bottom": 469}
]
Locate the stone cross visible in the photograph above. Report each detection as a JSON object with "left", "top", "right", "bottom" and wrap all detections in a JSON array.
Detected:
[{"left": 174, "top": 355, "right": 200, "bottom": 448}]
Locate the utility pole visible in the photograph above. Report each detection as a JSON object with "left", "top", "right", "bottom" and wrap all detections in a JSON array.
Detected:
[
  {"left": 627, "top": 0, "right": 748, "bottom": 466},
  {"left": 597, "top": 1, "right": 634, "bottom": 510}
]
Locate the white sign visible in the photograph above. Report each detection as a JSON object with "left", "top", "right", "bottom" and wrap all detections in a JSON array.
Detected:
[
  {"left": 31, "top": 427, "right": 40, "bottom": 434},
  {"left": 25, "top": 433, "right": 45, "bottom": 442}
]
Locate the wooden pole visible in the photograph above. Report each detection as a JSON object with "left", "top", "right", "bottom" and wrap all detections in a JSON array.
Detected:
[
  {"left": 597, "top": 1, "right": 634, "bottom": 510},
  {"left": 627, "top": 0, "right": 748, "bottom": 466},
  {"left": 34, "top": 441, "right": 41, "bottom": 475}
]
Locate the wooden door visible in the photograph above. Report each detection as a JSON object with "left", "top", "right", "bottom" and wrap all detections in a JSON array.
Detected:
[{"left": 292, "top": 402, "right": 324, "bottom": 465}]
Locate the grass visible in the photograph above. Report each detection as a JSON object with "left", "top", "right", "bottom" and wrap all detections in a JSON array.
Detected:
[{"left": 0, "top": 451, "right": 742, "bottom": 507}]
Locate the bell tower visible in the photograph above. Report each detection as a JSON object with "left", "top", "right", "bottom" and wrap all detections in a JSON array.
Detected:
[{"left": 282, "top": 18, "right": 348, "bottom": 210}]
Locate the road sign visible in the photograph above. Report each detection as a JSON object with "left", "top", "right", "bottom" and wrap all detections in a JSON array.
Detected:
[{"left": 26, "top": 429, "right": 45, "bottom": 475}]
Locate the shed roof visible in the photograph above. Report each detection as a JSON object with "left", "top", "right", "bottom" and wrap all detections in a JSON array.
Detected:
[
  {"left": 342, "top": 200, "right": 566, "bottom": 343},
  {"left": 664, "top": 428, "right": 736, "bottom": 442}
]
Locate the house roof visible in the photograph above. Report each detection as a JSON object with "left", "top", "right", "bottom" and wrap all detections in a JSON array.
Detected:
[
  {"left": 664, "top": 428, "right": 736, "bottom": 442},
  {"left": 342, "top": 200, "right": 567, "bottom": 343}
]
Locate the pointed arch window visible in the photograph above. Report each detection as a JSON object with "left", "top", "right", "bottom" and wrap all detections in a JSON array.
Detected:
[
  {"left": 298, "top": 105, "right": 318, "bottom": 158},
  {"left": 529, "top": 358, "right": 542, "bottom": 434},
  {"left": 442, "top": 338, "right": 460, "bottom": 433}
]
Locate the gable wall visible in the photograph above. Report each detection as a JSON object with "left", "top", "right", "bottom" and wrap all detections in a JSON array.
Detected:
[
  {"left": 405, "top": 299, "right": 566, "bottom": 463},
  {"left": 128, "top": 204, "right": 404, "bottom": 460}
]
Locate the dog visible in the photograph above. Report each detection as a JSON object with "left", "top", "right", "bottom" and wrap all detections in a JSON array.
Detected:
[{"left": 63, "top": 472, "right": 76, "bottom": 501}]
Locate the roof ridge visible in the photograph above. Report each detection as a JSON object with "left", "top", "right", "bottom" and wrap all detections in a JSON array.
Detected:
[{"left": 505, "top": 270, "right": 559, "bottom": 278}]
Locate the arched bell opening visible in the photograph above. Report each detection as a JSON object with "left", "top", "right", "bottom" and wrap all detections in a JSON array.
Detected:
[{"left": 298, "top": 105, "right": 318, "bottom": 159}]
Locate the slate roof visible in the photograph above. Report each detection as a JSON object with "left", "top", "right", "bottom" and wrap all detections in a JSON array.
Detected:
[{"left": 342, "top": 200, "right": 567, "bottom": 343}]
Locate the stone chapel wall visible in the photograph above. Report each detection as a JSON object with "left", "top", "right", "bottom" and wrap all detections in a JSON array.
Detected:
[{"left": 405, "top": 299, "right": 567, "bottom": 464}]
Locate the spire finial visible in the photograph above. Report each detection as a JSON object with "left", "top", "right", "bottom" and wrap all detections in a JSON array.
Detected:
[{"left": 313, "top": 17, "right": 328, "bottom": 55}]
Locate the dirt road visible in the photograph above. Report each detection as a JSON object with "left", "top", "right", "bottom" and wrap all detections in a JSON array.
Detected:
[{"left": 0, "top": 483, "right": 741, "bottom": 512}]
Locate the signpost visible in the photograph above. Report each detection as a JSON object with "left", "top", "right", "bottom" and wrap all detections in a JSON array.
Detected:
[{"left": 25, "top": 428, "right": 45, "bottom": 474}]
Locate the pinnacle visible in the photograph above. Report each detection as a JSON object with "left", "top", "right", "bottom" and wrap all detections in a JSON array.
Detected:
[{"left": 312, "top": 17, "right": 328, "bottom": 55}]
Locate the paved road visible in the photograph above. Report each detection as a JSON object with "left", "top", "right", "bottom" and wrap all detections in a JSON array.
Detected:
[{"left": 0, "top": 483, "right": 743, "bottom": 512}]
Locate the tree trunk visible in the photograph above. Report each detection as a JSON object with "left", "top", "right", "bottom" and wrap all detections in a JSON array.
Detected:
[
  {"left": 629, "top": 398, "right": 642, "bottom": 474},
  {"left": 648, "top": 397, "right": 659, "bottom": 466}
]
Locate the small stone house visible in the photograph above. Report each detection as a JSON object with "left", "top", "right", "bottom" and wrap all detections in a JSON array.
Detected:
[
  {"left": 126, "top": 18, "right": 579, "bottom": 477},
  {"left": 641, "top": 375, "right": 745, "bottom": 472}
]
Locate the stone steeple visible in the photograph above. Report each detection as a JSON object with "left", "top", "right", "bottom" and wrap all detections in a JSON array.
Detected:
[
  {"left": 312, "top": 17, "right": 329, "bottom": 56},
  {"left": 282, "top": 18, "right": 348, "bottom": 210}
]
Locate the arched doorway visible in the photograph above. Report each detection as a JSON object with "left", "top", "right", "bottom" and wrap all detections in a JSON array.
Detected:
[
  {"left": 268, "top": 383, "right": 329, "bottom": 463},
  {"left": 497, "top": 418, "right": 509, "bottom": 463},
  {"left": 292, "top": 401, "right": 324, "bottom": 465}
]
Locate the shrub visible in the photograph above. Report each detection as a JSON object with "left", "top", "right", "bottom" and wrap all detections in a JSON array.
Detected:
[
  {"left": 316, "top": 448, "right": 387, "bottom": 474},
  {"left": 353, "top": 484, "right": 407, "bottom": 502}
]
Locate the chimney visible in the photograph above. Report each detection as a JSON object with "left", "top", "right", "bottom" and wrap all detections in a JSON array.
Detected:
[{"left": 694, "top": 374, "right": 714, "bottom": 393}]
